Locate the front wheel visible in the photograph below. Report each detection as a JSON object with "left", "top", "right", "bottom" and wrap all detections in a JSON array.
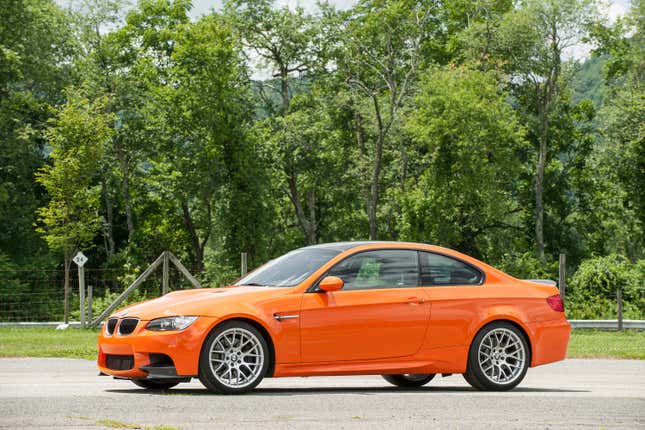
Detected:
[
  {"left": 463, "top": 321, "right": 530, "bottom": 391},
  {"left": 131, "top": 379, "right": 178, "bottom": 390},
  {"left": 198, "top": 321, "right": 269, "bottom": 394},
  {"left": 382, "top": 374, "right": 435, "bottom": 388}
]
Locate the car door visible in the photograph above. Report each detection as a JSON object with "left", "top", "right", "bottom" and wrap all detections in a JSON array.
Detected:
[
  {"left": 419, "top": 251, "right": 485, "bottom": 348},
  {"left": 299, "top": 249, "right": 430, "bottom": 362}
]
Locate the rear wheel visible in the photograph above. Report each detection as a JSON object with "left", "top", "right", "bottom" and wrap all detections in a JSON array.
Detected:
[
  {"left": 198, "top": 321, "right": 269, "bottom": 394},
  {"left": 131, "top": 379, "right": 178, "bottom": 390},
  {"left": 382, "top": 374, "right": 435, "bottom": 388},
  {"left": 464, "top": 321, "right": 530, "bottom": 391}
]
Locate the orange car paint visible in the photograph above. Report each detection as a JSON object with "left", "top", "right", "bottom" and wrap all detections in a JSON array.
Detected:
[{"left": 97, "top": 242, "right": 570, "bottom": 379}]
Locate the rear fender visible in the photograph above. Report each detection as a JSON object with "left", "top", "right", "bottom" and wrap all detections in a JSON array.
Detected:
[{"left": 468, "top": 310, "right": 535, "bottom": 363}]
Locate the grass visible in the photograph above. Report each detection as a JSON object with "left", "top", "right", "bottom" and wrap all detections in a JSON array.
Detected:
[
  {"left": 96, "top": 419, "right": 178, "bottom": 430},
  {"left": 567, "top": 329, "right": 645, "bottom": 360},
  {"left": 0, "top": 327, "right": 99, "bottom": 360},
  {"left": 0, "top": 327, "right": 644, "bottom": 360},
  {"left": 67, "top": 416, "right": 177, "bottom": 430}
]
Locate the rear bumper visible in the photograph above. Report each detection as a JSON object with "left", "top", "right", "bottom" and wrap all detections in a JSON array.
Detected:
[
  {"left": 97, "top": 316, "right": 217, "bottom": 379},
  {"left": 528, "top": 318, "right": 571, "bottom": 367}
]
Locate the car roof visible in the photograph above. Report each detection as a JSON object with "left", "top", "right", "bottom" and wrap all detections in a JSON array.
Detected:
[{"left": 300, "top": 241, "right": 431, "bottom": 252}]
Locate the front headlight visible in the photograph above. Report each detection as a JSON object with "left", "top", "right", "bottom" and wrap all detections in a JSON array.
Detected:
[{"left": 145, "top": 316, "right": 198, "bottom": 331}]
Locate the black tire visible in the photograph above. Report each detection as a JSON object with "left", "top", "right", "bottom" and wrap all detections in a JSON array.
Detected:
[
  {"left": 462, "top": 369, "right": 484, "bottom": 390},
  {"left": 198, "top": 320, "right": 270, "bottom": 394},
  {"left": 464, "top": 321, "right": 531, "bottom": 391},
  {"left": 131, "top": 379, "right": 179, "bottom": 390},
  {"left": 382, "top": 374, "right": 435, "bottom": 388}
]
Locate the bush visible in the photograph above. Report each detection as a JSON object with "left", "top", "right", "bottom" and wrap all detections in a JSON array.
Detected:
[
  {"left": 497, "top": 252, "right": 558, "bottom": 280},
  {"left": 567, "top": 254, "right": 645, "bottom": 319}
]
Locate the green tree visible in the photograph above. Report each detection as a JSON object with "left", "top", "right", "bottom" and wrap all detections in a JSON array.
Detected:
[
  {"left": 224, "top": 0, "right": 319, "bottom": 112},
  {"left": 0, "top": 0, "right": 75, "bottom": 264},
  {"left": 225, "top": 0, "right": 329, "bottom": 246},
  {"left": 160, "top": 13, "right": 267, "bottom": 270},
  {"left": 35, "top": 89, "right": 114, "bottom": 322},
  {"left": 492, "top": 0, "right": 599, "bottom": 261},
  {"left": 258, "top": 87, "right": 347, "bottom": 244},
  {"left": 591, "top": 0, "right": 644, "bottom": 260},
  {"left": 399, "top": 66, "right": 526, "bottom": 259},
  {"left": 337, "top": 0, "right": 436, "bottom": 240}
]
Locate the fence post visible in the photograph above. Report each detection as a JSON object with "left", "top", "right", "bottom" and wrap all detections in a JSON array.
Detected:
[
  {"left": 91, "top": 253, "right": 165, "bottom": 326},
  {"left": 162, "top": 251, "right": 170, "bottom": 295},
  {"left": 87, "top": 284, "right": 93, "bottom": 325},
  {"left": 78, "top": 265, "right": 86, "bottom": 328},
  {"left": 241, "top": 252, "right": 247, "bottom": 277},
  {"left": 617, "top": 287, "right": 623, "bottom": 331},
  {"left": 558, "top": 253, "right": 566, "bottom": 302},
  {"left": 64, "top": 260, "right": 70, "bottom": 324}
]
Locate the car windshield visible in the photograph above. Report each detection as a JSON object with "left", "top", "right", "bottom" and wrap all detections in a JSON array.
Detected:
[{"left": 236, "top": 248, "right": 340, "bottom": 287}]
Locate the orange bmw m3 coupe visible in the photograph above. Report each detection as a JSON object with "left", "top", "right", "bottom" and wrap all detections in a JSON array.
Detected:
[{"left": 97, "top": 241, "right": 570, "bottom": 394}]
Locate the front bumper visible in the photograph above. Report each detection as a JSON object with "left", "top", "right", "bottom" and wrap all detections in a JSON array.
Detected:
[{"left": 97, "top": 316, "right": 217, "bottom": 379}]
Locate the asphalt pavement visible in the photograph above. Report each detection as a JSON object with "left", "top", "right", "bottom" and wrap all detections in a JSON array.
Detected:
[{"left": 0, "top": 358, "right": 643, "bottom": 429}]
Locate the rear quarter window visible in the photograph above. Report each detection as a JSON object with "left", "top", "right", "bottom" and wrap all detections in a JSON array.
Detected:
[{"left": 419, "top": 252, "right": 483, "bottom": 286}]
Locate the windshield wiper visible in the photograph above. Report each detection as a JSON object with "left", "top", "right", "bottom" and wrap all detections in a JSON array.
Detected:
[{"left": 238, "top": 282, "right": 272, "bottom": 287}]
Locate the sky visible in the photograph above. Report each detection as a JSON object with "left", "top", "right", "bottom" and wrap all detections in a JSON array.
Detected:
[
  {"left": 185, "top": 0, "right": 632, "bottom": 64},
  {"left": 188, "top": 0, "right": 358, "bottom": 15},
  {"left": 186, "top": 0, "right": 631, "bottom": 20},
  {"left": 54, "top": 0, "right": 632, "bottom": 21},
  {"left": 54, "top": 0, "right": 632, "bottom": 65}
]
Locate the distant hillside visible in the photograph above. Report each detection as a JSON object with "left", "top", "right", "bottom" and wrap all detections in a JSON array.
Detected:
[{"left": 571, "top": 55, "right": 607, "bottom": 107}]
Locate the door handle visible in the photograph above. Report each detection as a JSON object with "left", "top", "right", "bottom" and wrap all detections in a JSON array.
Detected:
[
  {"left": 273, "top": 313, "right": 299, "bottom": 321},
  {"left": 406, "top": 297, "right": 425, "bottom": 305}
]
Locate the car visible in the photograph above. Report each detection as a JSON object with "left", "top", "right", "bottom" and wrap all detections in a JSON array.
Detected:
[{"left": 97, "top": 241, "right": 570, "bottom": 394}]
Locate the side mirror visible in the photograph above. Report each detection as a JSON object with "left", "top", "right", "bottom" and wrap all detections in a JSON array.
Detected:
[{"left": 319, "top": 276, "right": 344, "bottom": 292}]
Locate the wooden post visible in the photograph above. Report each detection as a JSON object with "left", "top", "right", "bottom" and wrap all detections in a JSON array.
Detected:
[
  {"left": 167, "top": 252, "right": 202, "bottom": 289},
  {"left": 617, "top": 288, "right": 623, "bottom": 331},
  {"left": 241, "top": 252, "right": 247, "bottom": 277},
  {"left": 78, "top": 265, "right": 86, "bottom": 328},
  {"left": 162, "top": 251, "right": 170, "bottom": 295},
  {"left": 87, "top": 284, "right": 93, "bottom": 325},
  {"left": 91, "top": 252, "right": 165, "bottom": 326},
  {"left": 90, "top": 251, "right": 202, "bottom": 327},
  {"left": 558, "top": 253, "right": 566, "bottom": 302},
  {"left": 64, "top": 256, "right": 70, "bottom": 324}
]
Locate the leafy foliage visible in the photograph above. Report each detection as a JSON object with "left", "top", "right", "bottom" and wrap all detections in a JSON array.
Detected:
[
  {"left": 0, "top": 0, "right": 643, "bottom": 321},
  {"left": 568, "top": 255, "right": 645, "bottom": 319},
  {"left": 35, "top": 90, "right": 114, "bottom": 261},
  {"left": 400, "top": 66, "right": 526, "bottom": 259}
]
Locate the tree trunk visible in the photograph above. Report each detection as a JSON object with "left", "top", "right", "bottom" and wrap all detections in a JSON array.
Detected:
[
  {"left": 280, "top": 68, "right": 290, "bottom": 110},
  {"left": 535, "top": 28, "right": 561, "bottom": 263},
  {"left": 102, "top": 177, "right": 115, "bottom": 257},
  {"left": 286, "top": 171, "right": 316, "bottom": 245},
  {"left": 122, "top": 174, "right": 135, "bottom": 241},
  {"left": 368, "top": 95, "right": 385, "bottom": 240},
  {"left": 63, "top": 252, "right": 71, "bottom": 324},
  {"left": 181, "top": 201, "right": 204, "bottom": 273},
  {"left": 307, "top": 189, "right": 317, "bottom": 244},
  {"left": 535, "top": 114, "right": 547, "bottom": 262}
]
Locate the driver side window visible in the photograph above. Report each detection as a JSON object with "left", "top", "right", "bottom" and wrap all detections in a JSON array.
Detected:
[{"left": 327, "top": 250, "right": 418, "bottom": 291}]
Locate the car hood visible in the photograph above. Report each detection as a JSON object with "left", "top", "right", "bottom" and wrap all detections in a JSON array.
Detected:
[{"left": 111, "top": 286, "right": 287, "bottom": 320}]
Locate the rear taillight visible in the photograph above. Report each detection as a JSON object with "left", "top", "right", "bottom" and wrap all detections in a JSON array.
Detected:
[{"left": 546, "top": 294, "right": 565, "bottom": 312}]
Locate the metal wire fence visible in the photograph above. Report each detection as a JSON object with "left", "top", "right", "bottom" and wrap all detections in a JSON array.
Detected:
[{"left": 0, "top": 266, "right": 198, "bottom": 322}]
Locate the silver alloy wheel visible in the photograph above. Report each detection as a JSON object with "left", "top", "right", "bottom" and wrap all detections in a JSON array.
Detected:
[
  {"left": 477, "top": 328, "right": 526, "bottom": 384},
  {"left": 209, "top": 327, "right": 264, "bottom": 389}
]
